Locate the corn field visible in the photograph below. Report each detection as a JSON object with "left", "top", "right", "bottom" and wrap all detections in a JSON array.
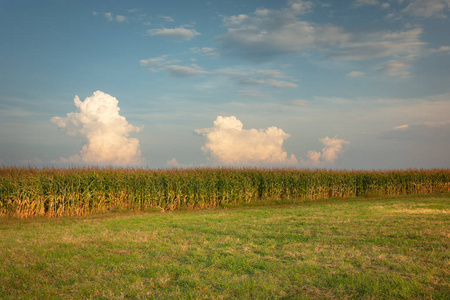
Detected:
[{"left": 1, "top": 167, "right": 449, "bottom": 218}]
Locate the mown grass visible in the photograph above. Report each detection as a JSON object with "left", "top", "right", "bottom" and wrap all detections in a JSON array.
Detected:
[{"left": 1, "top": 194, "right": 449, "bottom": 299}]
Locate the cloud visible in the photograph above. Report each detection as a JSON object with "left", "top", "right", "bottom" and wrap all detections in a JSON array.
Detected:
[
  {"left": 51, "top": 91, "right": 143, "bottom": 166},
  {"left": 346, "top": 71, "right": 365, "bottom": 77},
  {"left": 195, "top": 116, "right": 298, "bottom": 165},
  {"left": 217, "top": 68, "right": 299, "bottom": 88},
  {"left": 140, "top": 56, "right": 298, "bottom": 87},
  {"left": 238, "top": 89, "right": 273, "bottom": 98},
  {"left": 160, "top": 16, "right": 174, "bottom": 22},
  {"left": 288, "top": 99, "right": 309, "bottom": 106},
  {"left": 100, "top": 12, "right": 127, "bottom": 22},
  {"left": 402, "top": 0, "right": 450, "bottom": 18},
  {"left": 147, "top": 27, "right": 200, "bottom": 40},
  {"left": 166, "top": 158, "right": 193, "bottom": 168},
  {"left": 289, "top": 0, "right": 313, "bottom": 14},
  {"left": 217, "top": 1, "right": 425, "bottom": 69},
  {"left": 115, "top": 15, "right": 127, "bottom": 22},
  {"left": 218, "top": 1, "right": 346, "bottom": 60},
  {"left": 430, "top": 46, "right": 450, "bottom": 54},
  {"left": 104, "top": 12, "right": 113, "bottom": 21},
  {"left": 306, "top": 136, "right": 350, "bottom": 165},
  {"left": 237, "top": 77, "right": 298, "bottom": 88},
  {"left": 139, "top": 55, "right": 182, "bottom": 72},
  {"left": 354, "top": 0, "right": 380, "bottom": 7},
  {"left": 422, "top": 120, "right": 450, "bottom": 128},
  {"left": 164, "top": 64, "right": 209, "bottom": 77},
  {"left": 140, "top": 56, "right": 208, "bottom": 77},
  {"left": 381, "top": 120, "right": 450, "bottom": 141},
  {"left": 167, "top": 158, "right": 181, "bottom": 168},
  {"left": 394, "top": 124, "right": 409, "bottom": 131},
  {"left": 223, "top": 14, "right": 249, "bottom": 26},
  {"left": 376, "top": 59, "right": 411, "bottom": 78},
  {"left": 190, "top": 47, "right": 219, "bottom": 57},
  {"left": 326, "top": 28, "right": 425, "bottom": 61},
  {"left": 19, "top": 157, "right": 43, "bottom": 166}
]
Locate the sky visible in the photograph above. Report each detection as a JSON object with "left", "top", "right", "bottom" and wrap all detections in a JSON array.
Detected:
[{"left": 1, "top": 0, "right": 449, "bottom": 169}]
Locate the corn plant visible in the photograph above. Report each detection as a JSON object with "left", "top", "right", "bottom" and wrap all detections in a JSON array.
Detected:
[{"left": 1, "top": 167, "right": 449, "bottom": 218}]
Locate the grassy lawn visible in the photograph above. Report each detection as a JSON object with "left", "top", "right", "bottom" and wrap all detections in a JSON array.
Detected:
[{"left": 1, "top": 194, "right": 449, "bottom": 299}]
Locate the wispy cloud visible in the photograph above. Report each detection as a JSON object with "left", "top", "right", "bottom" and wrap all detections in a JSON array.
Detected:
[
  {"left": 104, "top": 12, "right": 113, "bottom": 21},
  {"left": 140, "top": 56, "right": 298, "bottom": 88},
  {"left": 237, "top": 77, "right": 298, "bottom": 88},
  {"left": 326, "top": 28, "right": 425, "bottom": 61},
  {"left": 51, "top": 91, "right": 143, "bottom": 166},
  {"left": 222, "top": 14, "right": 249, "bottom": 27},
  {"left": 217, "top": 0, "right": 426, "bottom": 79},
  {"left": 160, "top": 16, "right": 174, "bottom": 22},
  {"left": 190, "top": 47, "right": 219, "bottom": 57},
  {"left": 346, "top": 71, "right": 365, "bottom": 77},
  {"left": 164, "top": 64, "right": 208, "bottom": 77},
  {"left": 140, "top": 56, "right": 208, "bottom": 77},
  {"left": 381, "top": 120, "right": 450, "bottom": 141},
  {"left": 376, "top": 59, "right": 412, "bottom": 78},
  {"left": 402, "top": 0, "right": 450, "bottom": 18},
  {"left": 98, "top": 12, "right": 128, "bottom": 22},
  {"left": 394, "top": 124, "right": 409, "bottom": 131},
  {"left": 115, "top": 15, "right": 127, "bottom": 22},
  {"left": 353, "top": 0, "right": 380, "bottom": 7},
  {"left": 147, "top": 27, "right": 200, "bottom": 40},
  {"left": 139, "top": 55, "right": 181, "bottom": 72},
  {"left": 430, "top": 46, "right": 450, "bottom": 54},
  {"left": 288, "top": 99, "right": 309, "bottom": 106},
  {"left": 238, "top": 89, "right": 273, "bottom": 98}
]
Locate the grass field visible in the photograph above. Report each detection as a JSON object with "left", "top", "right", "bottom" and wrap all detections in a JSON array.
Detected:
[{"left": 1, "top": 193, "right": 449, "bottom": 299}]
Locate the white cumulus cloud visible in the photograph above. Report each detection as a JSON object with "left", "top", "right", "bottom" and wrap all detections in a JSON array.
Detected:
[
  {"left": 51, "top": 91, "right": 143, "bottom": 166},
  {"left": 306, "top": 136, "right": 350, "bottom": 165},
  {"left": 195, "top": 116, "right": 298, "bottom": 165}
]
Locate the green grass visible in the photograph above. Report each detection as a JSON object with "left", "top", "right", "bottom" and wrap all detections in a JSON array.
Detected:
[{"left": 1, "top": 194, "right": 449, "bottom": 299}]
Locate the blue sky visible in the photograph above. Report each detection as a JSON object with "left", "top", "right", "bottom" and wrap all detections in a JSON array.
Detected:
[{"left": 1, "top": 0, "right": 449, "bottom": 169}]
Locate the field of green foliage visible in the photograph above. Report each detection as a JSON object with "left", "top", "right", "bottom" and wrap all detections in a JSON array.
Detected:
[{"left": 1, "top": 167, "right": 449, "bottom": 218}]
